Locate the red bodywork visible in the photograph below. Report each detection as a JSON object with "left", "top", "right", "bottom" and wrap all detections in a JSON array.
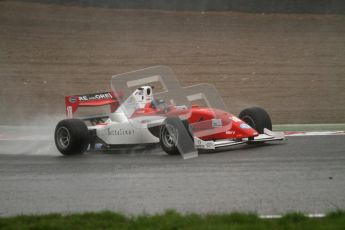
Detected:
[
  {"left": 65, "top": 93, "right": 259, "bottom": 141},
  {"left": 131, "top": 103, "right": 259, "bottom": 140}
]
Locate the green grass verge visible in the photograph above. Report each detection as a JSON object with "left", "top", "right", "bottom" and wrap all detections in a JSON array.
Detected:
[{"left": 1, "top": 210, "right": 345, "bottom": 230}]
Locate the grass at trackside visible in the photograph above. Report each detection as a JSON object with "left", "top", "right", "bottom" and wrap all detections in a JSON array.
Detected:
[{"left": 0, "top": 210, "right": 345, "bottom": 230}]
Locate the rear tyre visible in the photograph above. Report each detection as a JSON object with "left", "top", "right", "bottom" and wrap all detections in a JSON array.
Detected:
[
  {"left": 239, "top": 107, "right": 272, "bottom": 134},
  {"left": 54, "top": 119, "right": 89, "bottom": 155}
]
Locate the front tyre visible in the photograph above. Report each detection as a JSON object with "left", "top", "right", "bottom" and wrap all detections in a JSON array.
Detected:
[
  {"left": 160, "top": 118, "right": 180, "bottom": 155},
  {"left": 159, "top": 117, "right": 193, "bottom": 155},
  {"left": 54, "top": 119, "right": 89, "bottom": 155},
  {"left": 239, "top": 107, "right": 272, "bottom": 134}
]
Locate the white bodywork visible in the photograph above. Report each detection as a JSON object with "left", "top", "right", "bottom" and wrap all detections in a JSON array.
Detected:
[
  {"left": 89, "top": 86, "right": 163, "bottom": 145},
  {"left": 94, "top": 122, "right": 158, "bottom": 145}
]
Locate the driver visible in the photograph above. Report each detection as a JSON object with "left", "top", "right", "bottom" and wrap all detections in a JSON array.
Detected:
[{"left": 151, "top": 98, "right": 169, "bottom": 113}]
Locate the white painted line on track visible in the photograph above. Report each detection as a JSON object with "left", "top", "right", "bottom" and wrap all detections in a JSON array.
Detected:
[
  {"left": 284, "top": 131, "right": 345, "bottom": 136},
  {"left": 260, "top": 213, "right": 326, "bottom": 219},
  {"left": 274, "top": 123, "right": 345, "bottom": 131}
]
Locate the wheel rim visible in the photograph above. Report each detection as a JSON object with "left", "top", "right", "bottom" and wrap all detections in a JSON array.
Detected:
[
  {"left": 162, "top": 124, "right": 178, "bottom": 148},
  {"left": 56, "top": 127, "right": 71, "bottom": 149}
]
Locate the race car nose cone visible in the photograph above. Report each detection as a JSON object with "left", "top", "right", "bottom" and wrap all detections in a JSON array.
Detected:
[{"left": 232, "top": 122, "right": 258, "bottom": 138}]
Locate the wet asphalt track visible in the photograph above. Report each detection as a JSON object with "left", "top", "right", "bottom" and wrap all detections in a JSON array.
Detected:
[{"left": 0, "top": 135, "right": 345, "bottom": 216}]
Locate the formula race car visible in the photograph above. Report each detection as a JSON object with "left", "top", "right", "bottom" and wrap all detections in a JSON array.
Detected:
[{"left": 54, "top": 66, "right": 284, "bottom": 159}]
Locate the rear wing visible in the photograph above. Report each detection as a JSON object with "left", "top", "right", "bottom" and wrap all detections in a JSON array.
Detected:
[{"left": 65, "top": 92, "right": 121, "bottom": 118}]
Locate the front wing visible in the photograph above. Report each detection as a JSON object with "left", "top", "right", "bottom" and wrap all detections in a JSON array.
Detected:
[{"left": 194, "top": 128, "right": 285, "bottom": 149}]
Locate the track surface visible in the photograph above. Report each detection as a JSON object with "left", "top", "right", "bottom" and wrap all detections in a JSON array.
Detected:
[{"left": 1, "top": 136, "right": 345, "bottom": 216}]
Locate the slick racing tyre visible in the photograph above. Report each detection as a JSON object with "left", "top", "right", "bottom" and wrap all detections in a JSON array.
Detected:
[
  {"left": 159, "top": 117, "right": 193, "bottom": 155},
  {"left": 239, "top": 107, "right": 272, "bottom": 134},
  {"left": 54, "top": 119, "right": 89, "bottom": 155}
]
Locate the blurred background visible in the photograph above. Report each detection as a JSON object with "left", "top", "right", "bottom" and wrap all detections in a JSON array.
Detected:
[{"left": 1, "top": 0, "right": 344, "bottom": 125}]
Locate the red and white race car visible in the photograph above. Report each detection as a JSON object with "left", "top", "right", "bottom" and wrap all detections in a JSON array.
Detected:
[{"left": 54, "top": 66, "right": 284, "bottom": 159}]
